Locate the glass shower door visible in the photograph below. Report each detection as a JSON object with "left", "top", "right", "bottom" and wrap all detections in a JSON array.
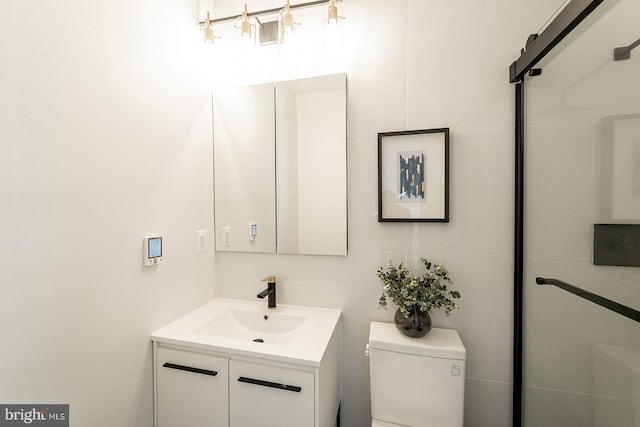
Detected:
[{"left": 523, "top": 0, "right": 640, "bottom": 425}]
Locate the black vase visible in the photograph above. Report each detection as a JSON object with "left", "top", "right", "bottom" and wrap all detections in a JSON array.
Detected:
[{"left": 394, "top": 305, "right": 432, "bottom": 338}]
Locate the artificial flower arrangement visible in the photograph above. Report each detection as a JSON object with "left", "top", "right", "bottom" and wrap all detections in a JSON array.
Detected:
[{"left": 377, "top": 258, "right": 461, "bottom": 336}]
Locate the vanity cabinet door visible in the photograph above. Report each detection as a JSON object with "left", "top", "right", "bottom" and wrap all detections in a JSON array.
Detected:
[
  {"left": 157, "top": 347, "right": 229, "bottom": 427},
  {"left": 229, "top": 360, "right": 315, "bottom": 427}
]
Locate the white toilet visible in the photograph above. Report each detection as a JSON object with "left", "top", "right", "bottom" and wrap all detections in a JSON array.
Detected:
[{"left": 367, "top": 321, "right": 466, "bottom": 427}]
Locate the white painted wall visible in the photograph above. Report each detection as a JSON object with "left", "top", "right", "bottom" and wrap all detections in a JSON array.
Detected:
[
  {"left": 0, "top": 0, "right": 215, "bottom": 426},
  {"left": 215, "top": 0, "right": 565, "bottom": 426}
]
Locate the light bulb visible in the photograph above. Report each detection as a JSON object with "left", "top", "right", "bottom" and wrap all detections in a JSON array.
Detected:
[
  {"left": 203, "top": 11, "right": 215, "bottom": 43},
  {"left": 327, "top": 0, "right": 338, "bottom": 24},
  {"left": 241, "top": 4, "right": 251, "bottom": 38},
  {"left": 282, "top": 0, "right": 294, "bottom": 34}
]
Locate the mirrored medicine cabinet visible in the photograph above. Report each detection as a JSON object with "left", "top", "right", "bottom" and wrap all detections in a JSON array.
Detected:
[{"left": 213, "top": 73, "right": 347, "bottom": 256}]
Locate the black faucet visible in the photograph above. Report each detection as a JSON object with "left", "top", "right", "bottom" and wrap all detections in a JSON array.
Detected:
[{"left": 257, "top": 275, "right": 276, "bottom": 309}]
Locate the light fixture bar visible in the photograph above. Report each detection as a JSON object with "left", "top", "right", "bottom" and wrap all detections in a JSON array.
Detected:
[{"left": 199, "top": 0, "right": 342, "bottom": 26}]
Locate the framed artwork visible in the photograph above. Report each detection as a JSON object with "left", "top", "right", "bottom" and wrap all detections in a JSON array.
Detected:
[{"left": 378, "top": 128, "right": 449, "bottom": 222}]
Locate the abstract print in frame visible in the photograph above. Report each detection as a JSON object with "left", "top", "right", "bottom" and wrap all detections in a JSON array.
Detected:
[{"left": 378, "top": 128, "right": 449, "bottom": 222}]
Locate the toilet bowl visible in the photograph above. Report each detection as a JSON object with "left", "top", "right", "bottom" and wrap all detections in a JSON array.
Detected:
[{"left": 368, "top": 321, "right": 466, "bottom": 427}]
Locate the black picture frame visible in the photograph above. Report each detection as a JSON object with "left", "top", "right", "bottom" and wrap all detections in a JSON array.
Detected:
[{"left": 378, "top": 128, "right": 449, "bottom": 222}]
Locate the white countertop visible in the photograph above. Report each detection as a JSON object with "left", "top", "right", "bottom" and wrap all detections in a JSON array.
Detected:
[{"left": 151, "top": 298, "right": 342, "bottom": 367}]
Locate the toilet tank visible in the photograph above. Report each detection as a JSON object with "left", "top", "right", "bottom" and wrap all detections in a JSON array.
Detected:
[{"left": 368, "top": 322, "right": 466, "bottom": 427}]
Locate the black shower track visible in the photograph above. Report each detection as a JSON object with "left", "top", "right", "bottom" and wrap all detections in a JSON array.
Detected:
[{"left": 509, "top": 0, "right": 605, "bottom": 82}]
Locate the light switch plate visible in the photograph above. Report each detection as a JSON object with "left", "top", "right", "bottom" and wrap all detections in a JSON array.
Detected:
[
  {"left": 222, "top": 227, "right": 231, "bottom": 248},
  {"left": 196, "top": 229, "right": 208, "bottom": 253}
]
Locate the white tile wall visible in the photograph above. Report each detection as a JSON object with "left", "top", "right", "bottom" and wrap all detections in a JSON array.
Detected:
[
  {"left": 524, "top": 385, "right": 593, "bottom": 427},
  {"left": 215, "top": 0, "right": 566, "bottom": 426},
  {"left": 465, "top": 378, "right": 513, "bottom": 427}
]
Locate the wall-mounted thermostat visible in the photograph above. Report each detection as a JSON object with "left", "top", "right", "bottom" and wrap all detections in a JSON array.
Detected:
[
  {"left": 143, "top": 236, "right": 163, "bottom": 266},
  {"left": 249, "top": 223, "right": 257, "bottom": 241}
]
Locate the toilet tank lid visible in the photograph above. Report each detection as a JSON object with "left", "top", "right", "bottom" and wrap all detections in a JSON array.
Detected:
[{"left": 369, "top": 322, "right": 466, "bottom": 360}]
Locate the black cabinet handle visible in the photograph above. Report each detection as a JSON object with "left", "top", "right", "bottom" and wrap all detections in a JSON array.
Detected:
[
  {"left": 237, "top": 376, "right": 301, "bottom": 393},
  {"left": 162, "top": 362, "right": 218, "bottom": 377}
]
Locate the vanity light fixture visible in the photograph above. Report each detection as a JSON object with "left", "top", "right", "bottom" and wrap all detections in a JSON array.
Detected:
[
  {"left": 198, "top": 1, "right": 344, "bottom": 51},
  {"left": 280, "top": 0, "right": 296, "bottom": 34},
  {"left": 239, "top": 4, "right": 253, "bottom": 39},
  {"left": 323, "top": 0, "right": 344, "bottom": 51},
  {"left": 327, "top": 0, "right": 340, "bottom": 24},
  {"left": 199, "top": 1, "right": 344, "bottom": 27},
  {"left": 202, "top": 11, "right": 216, "bottom": 43},
  {"left": 278, "top": 0, "right": 300, "bottom": 55}
]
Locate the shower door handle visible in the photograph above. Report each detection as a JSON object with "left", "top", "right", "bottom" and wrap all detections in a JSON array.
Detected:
[{"left": 536, "top": 277, "right": 640, "bottom": 323}]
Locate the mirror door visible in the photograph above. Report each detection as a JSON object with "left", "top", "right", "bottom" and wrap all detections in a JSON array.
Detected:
[
  {"left": 213, "top": 83, "right": 276, "bottom": 253},
  {"left": 275, "top": 74, "right": 347, "bottom": 256},
  {"left": 213, "top": 74, "right": 347, "bottom": 256}
]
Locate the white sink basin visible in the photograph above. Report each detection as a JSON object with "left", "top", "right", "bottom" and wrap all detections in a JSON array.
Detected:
[
  {"left": 195, "top": 309, "right": 306, "bottom": 345},
  {"left": 151, "top": 298, "right": 341, "bottom": 366}
]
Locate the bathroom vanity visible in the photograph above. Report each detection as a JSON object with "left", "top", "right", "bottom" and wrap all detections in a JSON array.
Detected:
[{"left": 151, "top": 299, "right": 341, "bottom": 427}]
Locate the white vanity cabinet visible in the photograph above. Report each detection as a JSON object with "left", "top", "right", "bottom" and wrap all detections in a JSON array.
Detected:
[
  {"left": 229, "top": 359, "right": 315, "bottom": 427},
  {"left": 151, "top": 299, "right": 342, "bottom": 427},
  {"left": 153, "top": 337, "right": 340, "bottom": 427},
  {"left": 156, "top": 347, "right": 229, "bottom": 427}
]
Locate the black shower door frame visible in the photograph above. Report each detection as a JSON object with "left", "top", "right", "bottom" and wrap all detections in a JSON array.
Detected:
[{"left": 508, "top": 1, "right": 607, "bottom": 426}]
